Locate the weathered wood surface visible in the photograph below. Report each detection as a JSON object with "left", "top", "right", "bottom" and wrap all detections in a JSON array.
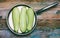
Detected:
[{"left": 0, "top": 1, "right": 60, "bottom": 38}]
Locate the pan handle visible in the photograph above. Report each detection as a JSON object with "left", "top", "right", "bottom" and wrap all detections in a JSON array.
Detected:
[{"left": 36, "top": 2, "right": 59, "bottom": 15}]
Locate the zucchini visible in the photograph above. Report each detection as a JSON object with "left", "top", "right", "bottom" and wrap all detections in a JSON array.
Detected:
[
  {"left": 20, "top": 7, "right": 27, "bottom": 32},
  {"left": 12, "top": 7, "right": 20, "bottom": 32},
  {"left": 27, "top": 8, "right": 34, "bottom": 31}
]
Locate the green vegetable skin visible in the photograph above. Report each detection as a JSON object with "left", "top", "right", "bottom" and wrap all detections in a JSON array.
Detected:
[
  {"left": 20, "top": 7, "right": 27, "bottom": 32},
  {"left": 12, "top": 7, "right": 20, "bottom": 32},
  {"left": 27, "top": 8, "right": 34, "bottom": 31}
]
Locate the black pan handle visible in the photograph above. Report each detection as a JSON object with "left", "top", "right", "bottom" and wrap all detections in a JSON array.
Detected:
[{"left": 36, "top": 2, "right": 59, "bottom": 15}]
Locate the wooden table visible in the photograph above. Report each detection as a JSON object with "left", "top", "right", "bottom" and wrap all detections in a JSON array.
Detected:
[{"left": 0, "top": 1, "right": 60, "bottom": 38}]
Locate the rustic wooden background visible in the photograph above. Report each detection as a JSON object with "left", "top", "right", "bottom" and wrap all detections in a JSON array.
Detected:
[{"left": 0, "top": 0, "right": 60, "bottom": 38}]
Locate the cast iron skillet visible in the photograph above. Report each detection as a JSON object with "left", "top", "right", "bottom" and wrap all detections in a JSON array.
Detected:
[{"left": 6, "top": 2, "right": 58, "bottom": 35}]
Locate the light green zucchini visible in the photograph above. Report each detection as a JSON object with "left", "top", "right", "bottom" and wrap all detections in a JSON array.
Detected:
[
  {"left": 12, "top": 7, "right": 20, "bottom": 32},
  {"left": 27, "top": 8, "right": 34, "bottom": 31},
  {"left": 20, "top": 7, "right": 27, "bottom": 32}
]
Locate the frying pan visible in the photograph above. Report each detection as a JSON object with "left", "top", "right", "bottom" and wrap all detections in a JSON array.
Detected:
[{"left": 6, "top": 2, "right": 58, "bottom": 35}]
